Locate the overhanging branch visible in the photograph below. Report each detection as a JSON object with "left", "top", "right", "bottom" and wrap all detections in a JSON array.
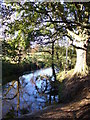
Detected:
[
  {"left": 71, "top": 43, "right": 86, "bottom": 51},
  {"left": 45, "top": 20, "right": 90, "bottom": 29},
  {"left": 67, "top": 29, "right": 89, "bottom": 41}
]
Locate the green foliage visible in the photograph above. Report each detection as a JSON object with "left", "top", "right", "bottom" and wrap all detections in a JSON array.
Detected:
[
  {"left": 54, "top": 45, "right": 76, "bottom": 71},
  {"left": 42, "top": 53, "right": 52, "bottom": 68},
  {"left": 2, "top": 2, "right": 89, "bottom": 77}
]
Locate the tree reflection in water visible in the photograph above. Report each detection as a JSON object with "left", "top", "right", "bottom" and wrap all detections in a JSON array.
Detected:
[
  {"left": 2, "top": 69, "right": 59, "bottom": 118},
  {"left": 3, "top": 77, "right": 31, "bottom": 117}
]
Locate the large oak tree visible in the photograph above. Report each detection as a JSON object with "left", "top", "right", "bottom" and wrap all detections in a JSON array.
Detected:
[{"left": 2, "top": 2, "right": 90, "bottom": 75}]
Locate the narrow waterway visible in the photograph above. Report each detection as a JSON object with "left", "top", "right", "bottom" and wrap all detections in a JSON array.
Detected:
[{"left": 2, "top": 68, "right": 59, "bottom": 118}]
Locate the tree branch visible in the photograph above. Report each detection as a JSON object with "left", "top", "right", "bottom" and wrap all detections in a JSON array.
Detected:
[
  {"left": 71, "top": 43, "right": 86, "bottom": 51},
  {"left": 67, "top": 29, "right": 89, "bottom": 41},
  {"left": 3, "top": 92, "right": 18, "bottom": 100},
  {"left": 39, "top": 50, "right": 52, "bottom": 55},
  {"left": 3, "top": 81, "right": 16, "bottom": 97},
  {"left": 44, "top": 20, "right": 90, "bottom": 29}
]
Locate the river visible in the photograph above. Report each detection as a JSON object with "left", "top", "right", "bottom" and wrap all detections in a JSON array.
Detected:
[{"left": 2, "top": 68, "right": 59, "bottom": 118}]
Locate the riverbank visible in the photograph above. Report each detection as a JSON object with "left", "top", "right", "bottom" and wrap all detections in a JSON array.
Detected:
[
  {"left": 2, "top": 74, "right": 90, "bottom": 120},
  {"left": 2, "top": 61, "right": 45, "bottom": 85}
]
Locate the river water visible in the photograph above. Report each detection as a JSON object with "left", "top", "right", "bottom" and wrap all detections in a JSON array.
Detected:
[{"left": 2, "top": 68, "right": 59, "bottom": 118}]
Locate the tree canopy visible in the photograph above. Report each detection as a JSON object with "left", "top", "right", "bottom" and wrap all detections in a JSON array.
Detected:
[{"left": 1, "top": 1, "right": 90, "bottom": 75}]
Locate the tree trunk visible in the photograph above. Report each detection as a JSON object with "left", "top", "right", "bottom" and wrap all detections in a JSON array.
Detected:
[
  {"left": 67, "top": 29, "right": 89, "bottom": 75},
  {"left": 17, "top": 80, "right": 20, "bottom": 116},
  {"left": 74, "top": 48, "right": 88, "bottom": 74},
  {"left": 52, "top": 42, "right": 56, "bottom": 81}
]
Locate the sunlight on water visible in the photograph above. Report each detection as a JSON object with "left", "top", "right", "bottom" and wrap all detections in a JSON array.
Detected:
[{"left": 22, "top": 67, "right": 52, "bottom": 81}]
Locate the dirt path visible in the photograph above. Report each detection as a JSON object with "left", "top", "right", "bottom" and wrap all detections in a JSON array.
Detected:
[{"left": 5, "top": 97, "right": 89, "bottom": 120}]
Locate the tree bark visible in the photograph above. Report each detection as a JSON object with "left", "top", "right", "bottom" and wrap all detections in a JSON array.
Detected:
[
  {"left": 74, "top": 48, "right": 88, "bottom": 74},
  {"left": 17, "top": 80, "right": 20, "bottom": 116},
  {"left": 52, "top": 42, "right": 56, "bottom": 81},
  {"left": 67, "top": 29, "right": 88, "bottom": 75}
]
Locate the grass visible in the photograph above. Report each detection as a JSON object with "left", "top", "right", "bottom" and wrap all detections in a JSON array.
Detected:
[
  {"left": 57, "top": 69, "right": 74, "bottom": 82},
  {"left": 57, "top": 66, "right": 90, "bottom": 83}
]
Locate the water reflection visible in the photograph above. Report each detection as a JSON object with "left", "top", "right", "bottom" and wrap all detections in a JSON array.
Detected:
[{"left": 2, "top": 68, "right": 59, "bottom": 118}]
